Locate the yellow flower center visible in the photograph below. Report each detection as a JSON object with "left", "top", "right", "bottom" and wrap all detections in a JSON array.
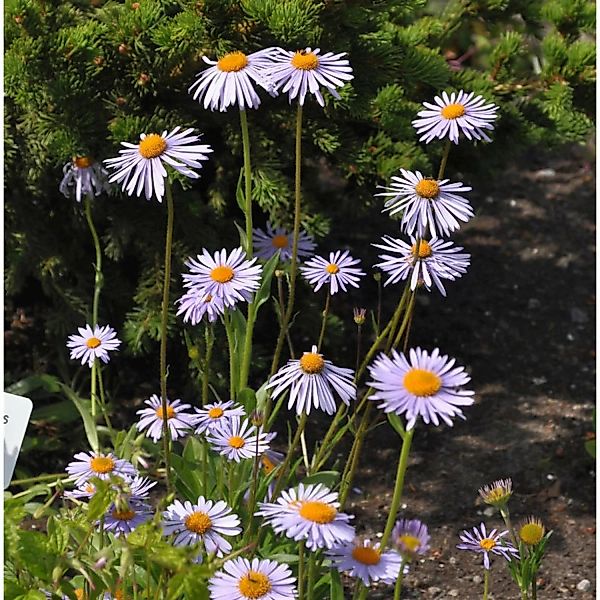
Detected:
[
  {"left": 479, "top": 538, "right": 496, "bottom": 551},
  {"left": 291, "top": 51, "right": 319, "bottom": 71},
  {"left": 229, "top": 435, "right": 246, "bottom": 449},
  {"left": 398, "top": 534, "right": 421, "bottom": 553},
  {"left": 403, "top": 368, "right": 442, "bottom": 397},
  {"left": 485, "top": 488, "right": 509, "bottom": 504},
  {"left": 90, "top": 456, "right": 115, "bottom": 474},
  {"left": 326, "top": 263, "right": 340, "bottom": 274},
  {"left": 155, "top": 405, "right": 175, "bottom": 420},
  {"left": 299, "top": 352, "right": 325, "bottom": 374},
  {"left": 138, "top": 134, "right": 167, "bottom": 159},
  {"left": 86, "top": 336, "right": 102, "bottom": 349},
  {"left": 114, "top": 590, "right": 125, "bottom": 600},
  {"left": 441, "top": 103, "right": 466, "bottom": 119},
  {"left": 519, "top": 522, "right": 544, "bottom": 546},
  {"left": 415, "top": 179, "right": 440, "bottom": 199},
  {"left": 112, "top": 508, "right": 136, "bottom": 521},
  {"left": 75, "top": 589, "right": 86, "bottom": 600},
  {"left": 185, "top": 511, "right": 212, "bottom": 534},
  {"left": 238, "top": 571, "right": 272, "bottom": 599},
  {"left": 271, "top": 234, "right": 289, "bottom": 249},
  {"left": 74, "top": 156, "right": 92, "bottom": 168},
  {"left": 208, "top": 407, "right": 224, "bottom": 419},
  {"left": 299, "top": 500, "right": 337, "bottom": 524},
  {"left": 210, "top": 265, "right": 235, "bottom": 283},
  {"left": 217, "top": 51, "right": 249, "bottom": 72},
  {"left": 351, "top": 545, "right": 381, "bottom": 565},
  {"left": 411, "top": 240, "right": 433, "bottom": 258}
]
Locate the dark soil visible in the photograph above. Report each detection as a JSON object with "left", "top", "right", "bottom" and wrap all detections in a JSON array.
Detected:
[{"left": 342, "top": 145, "right": 596, "bottom": 599}]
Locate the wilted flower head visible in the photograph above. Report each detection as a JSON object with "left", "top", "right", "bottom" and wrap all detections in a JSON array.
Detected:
[
  {"left": 478, "top": 478, "right": 513, "bottom": 508},
  {"left": 353, "top": 307, "right": 367, "bottom": 325},
  {"left": 60, "top": 156, "right": 111, "bottom": 202}
]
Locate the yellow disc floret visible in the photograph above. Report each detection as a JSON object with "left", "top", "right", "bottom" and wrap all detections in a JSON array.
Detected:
[
  {"left": 398, "top": 534, "right": 421, "bottom": 553},
  {"left": 479, "top": 538, "right": 496, "bottom": 551},
  {"left": 271, "top": 234, "right": 289, "bottom": 249},
  {"left": 299, "top": 500, "right": 337, "bottom": 524},
  {"left": 441, "top": 103, "right": 466, "bottom": 120},
  {"left": 155, "top": 405, "right": 176, "bottom": 420},
  {"left": 326, "top": 263, "right": 340, "bottom": 274},
  {"left": 229, "top": 435, "right": 246, "bottom": 449},
  {"left": 411, "top": 240, "right": 433, "bottom": 258},
  {"left": 403, "top": 368, "right": 442, "bottom": 397},
  {"left": 291, "top": 51, "right": 319, "bottom": 70},
  {"left": 75, "top": 156, "right": 93, "bottom": 168},
  {"left": 351, "top": 545, "right": 381, "bottom": 565},
  {"left": 86, "top": 336, "right": 102, "bottom": 349},
  {"left": 238, "top": 571, "right": 272, "bottom": 599},
  {"left": 217, "top": 51, "right": 249, "bottom": 72},
  {"left": 112, "top": 508, "right": 136, "bottom": 521},
  {"left": 90, "top": 455, "right": 115, "bottom": 474},
  {"left": 139, "top": 134, "right": 167, "bottom": 159},
  {"left": 208, "top": 407, "right": 224, "bottom": 419},
  {"left": 299, "top": 352, "right": 325, "bottom": 374},
  {"left": 185, "top": 511, "right": 212, "bottom": 534},
  {"left": 519, "top": 518, "right": 545, "bottom": 546},
  {"left": 415, "top": 179, "right": 440, "bottom": 199},
  {"left": 210, "top": 265, "right": 235, "bottom": 283}
]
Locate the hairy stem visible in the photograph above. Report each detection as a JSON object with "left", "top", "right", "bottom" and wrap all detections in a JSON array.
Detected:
[{"left": 317, "top": 291, "right": 331, "bottom": 352}]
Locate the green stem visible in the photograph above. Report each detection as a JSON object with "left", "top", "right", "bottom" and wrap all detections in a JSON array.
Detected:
[
  {"left": 239, "top": 302, "right": 256, "bottom": 390},
  {"left": 269, "top": 104, "right": 303, "bottom": 380},
  {"left": 278, "top": 274, "right": 295, "bottom": 357},
  {"left": 380, "top": 428, "right": 415, "bottom": 548},
  {"left": 298, "top": 541, "right": 306, "bottom": 600},
  {"left": 437, "top": 139, "right": 452, "bottom": 180},
  {"left": 90, "top": 359, "right": 98, "bottom": 424},
  {"left": 356, "top": 584, "right": 368, "bottom": 600},
  {"left": 307, "top": 552, "right": 316, "bottom": 600},
  {"left": 159, "top": 179, "right": 175, "bottom": 493},
  {"left": 223, "top": 312, "right": 238, "bottom": 400},
  {"left": 355, "top": 324, "right": 362, "bottom": 373},
  {"left": 483, "top": 568, "right": 489, "bottom": 600},
  {"left": 202, "top": 324, "right": 214, "bottom": 406},
  {"left": 202, "top": 438, "right": 209, "bottom": 495},
  {"left": 83, "top": 195, "right": 103, "bottom": 327},
  {"left": 499, "top": 506, "right": 519, "bottom": 548},
  {"left": 270, "top": 413, "right": 307, "bottom": 501},
  {"left": 317, "top": 291, "right": 331, "bottom": 352},
  {"left": 10, "top": 473, "right": 68, "bottom": 486},
  {"left": 391, "top": 291, "right": 416, "bottom": 349},
  {"left": 96, "top": 364, "right": 114, "bottom": 438},
  {"left": 239, "top": 109, "right": 253, "bottom": 258},
  {"left": 394, "top": 560, "right": 405, "bottom": 600}
]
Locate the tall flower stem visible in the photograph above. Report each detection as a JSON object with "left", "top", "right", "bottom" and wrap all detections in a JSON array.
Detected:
[
  {"left": 394, "top": 559, "right": 405, "bottom": 600},
  {"left": 298, "top": 541, "right": 306, "bottom": 600},
  {"left": 438, "top": 139, "right": 452, "bottom": 180},
  {"left": 307, "top": 552, "right": 316, "bottom": 600},
  {"left": 96, "top": 365, "right": 114, "bottom": 437},
  {"left": 90, "top": 360, "right": 99, "bottom": 422},
  {"left": 317, "top": 291, "right": 331, "bottom": 352},
  {"left": 483, "top": 568, "right": 489, "bottom": 600},
  {"left": 159, "top": 179, "right": 175, "bottom": 492},
  {"left": 202, "top": 323, "right": 214, "bottom": 406},
  {"left": 269, "top": 105, "right": 304, "bottom": 380},
  {"left": 380, "top": 428, "right": 415, "bottom": 548},
  {"left": 355, "top": 322, "right": 362, "bottom": 373},
  {"left": 270, "top": 413, "right": 307, "bottom": 501},
  {"left": 239, "top": 109, "right": 253, "bottom": 258},
  {"left": 223, "top": 312, "right": 238, "bottom": 400}
]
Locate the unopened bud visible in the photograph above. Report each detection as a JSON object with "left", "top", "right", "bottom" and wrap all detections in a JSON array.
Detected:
[
  {"left": 188, "top": 346, "right": 200, "bottom": 361},
  {"left": 274, "top": 269, "right": 285, "bottom": 278},
  {"left": 137, "top": 72, "right": 150, "bottom": 86},
  {"left": 373, "top": 272, "right": 382, "bottom": 282},
  {"left": 118, "top": 43, "right": 129, "bottom": 55},
  {"left": 250, "top": 410, "right": 264, "bottom": 427},
  {"left": 353, "top": 307, "right": 367, "bottom": 325}
]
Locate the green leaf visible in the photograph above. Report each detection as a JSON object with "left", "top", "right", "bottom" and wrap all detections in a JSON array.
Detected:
[
  {"left": 237, "top": 388, "right": 256, "bottom": 412},
  {"left": 301, "top": 471, "right": 339, "bottom": 488},
  {"left": 86, "top": 478, "right": 112, "bottom": 521},
  {"left": 329, "top": 568, "right": 344, "bottom": 600},
  {"left": 7, "top": 374, "right": 62, "bottom": 396},
  {"left": 59, "top": 384, "right": 98, "bottom": 452},
  {"left": 585, "top": 438, "right": 595, "bottom": 458},
  {"left": 235, "top": 168, "right": 246, "bottom": 213},
  {"left": 235, "top": 221, "right": 248, "bottom": 253},
  {"left": 387, "top": 413, "right": 406, "bottom": 439},
  {"left": 253, "top": 251, "right": 280, "bottom": 312}
]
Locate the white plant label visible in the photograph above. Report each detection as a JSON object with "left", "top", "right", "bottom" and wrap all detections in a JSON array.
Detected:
[{"left": 3, "top": 392, "right": 33, "bottom": 489}]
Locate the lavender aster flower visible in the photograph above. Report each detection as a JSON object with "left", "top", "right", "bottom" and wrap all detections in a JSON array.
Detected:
[
  {"left": 65, "top": 451, "right": 136, "bottom": 487},
  {"left": 391, "top": 519, "right": 431, "bottom": 560},
  {"left": 266, "top": 345, "right": 356, "bottom": 415},
  {"left": 373, "top": 236, "right": 470, "bottom": 296},
  {"left": 66, "top": 324, "right": 121, "bottom": 368},
  {"left": 103, "top": 501, "right": 153, "bottom": 537},
  {"left": 193, "top": 400, "right": 245, "bottom": 435},
  {"left": 368, "top": 347, "right": 474, "bottom": 429},
  {"left": 189, "top": 49, "right": 277, "bottom": 112},
  {"left": 300, "top": 250, "right": 365, "bottom": 294},
  {"left": 104, "top": 127, "right": 213, "bottom": 202},
  {"left": 267, "top": 47, "right": 354, "bottom": 107},
  {"left": 256, "top": 483, "right": 355, "bottom": 550},
  {"left": 376, "top": 169, "right": 473, "bottom": 238},
  {"left": 59, "top": 156, "right": 111, "bottom": 202},
  {"left": 253, "top": 222, "right": 316, "bottom": 261},
  {"left": 136, "top": 394, "right": 196, "bottom": 443},
  {"left": 163, "top": 497, "right": 241, "bottom": 557},
  {"left": 182, "top": 247, "right": 262, "bottom": 307},
  {"left": 209, "top": 557, "right": 296, "bottom": 600},
  {"left": 327, "top": 538, "right": 403, "bottom": 586},
  {"left": 206, "top": 417, "right": 270, "bottom": 462},
  {"left": 176, "top": 289, "right": 226, "bottom": 325},
  {"left": 457, "top": 523, "right": 519, "bottom": 569},
  {"left": 412, "top": 90, "right": 499, "bottom": 144}
]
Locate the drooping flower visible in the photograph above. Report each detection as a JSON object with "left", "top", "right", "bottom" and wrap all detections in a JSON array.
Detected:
[
  {"left": 457, "top": 523, "right": 519, "bottom": 569},
  {"left": 163, "top": 497, "right": 241, "bottom": 557},
  {"left": 300, "top": 250, "right": 365, "bottom": 294},
  {"left": 65, "top": 474, "right": 156, "bottom": 502},
  {"left": 266, "top": 345, "right": 356, "bottom": 415},
  {"left": 66, "top": 324, "right": 121, "bottom": 368},
  {"left": 103, "top": 501, "right": 153, "bottom": 537},
  {"left": 182, "top": 248, "right": 262, "bottom": 307},
  {"left": 373, "top": 236, "right": 470, "bottom": 296},
  {"left": 253, "top": 222, "right": 316, "bottom": 261},
  {"left": 209, "top": 557, "right": 296, "bottom": 600},
  {"left": 267, "top": 47, "right": 354, "bottom": 106},
  {"left": 518, "top": 517, "right": 546, "bottom": 546},
  {"left": 59, "top": 156, "right": 111, "bottom": 202},
  {"left": 412, "top": 91, "right": 499, "bottom": 144},
  {"left": 376, "top": 169, "right": 473, "bottom": 238},
  {"left": 391, "top": 518, "right": 431, "bottom": 561},
  {"left": 327, "top": 537, "right": 404, "bottom": 586},
  {"left": 478, "top": 478, "right": 513, "bottom": 508},
  {"left": 368, "top": 347, "right": 474, "bottom": 430},
  {"left": 206, "top": 417, "right": 270, "bottom": 462},
  {"left": 353, "top": 307, "right": 367, "bottom": 325},
  {"left": 136, "top": 394, "right": 196, "bottom": 443},
  {"left": 65, "top": 451, "right": 136, "bottom": 487},
  {"left": 193, "top": 400, "right": 246, "bottom": 435},
  {"left": 104, "top": 127, "right": 213, "bottom": 202},
  {"left": 189, "top": 49, "right": 277, "bottom": 112},
  {"left": 176, "top": 288, "right": 226, "bottom": 325},
  {"left": 256, "top": 483, "right": 355, "bottom": 550}
]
